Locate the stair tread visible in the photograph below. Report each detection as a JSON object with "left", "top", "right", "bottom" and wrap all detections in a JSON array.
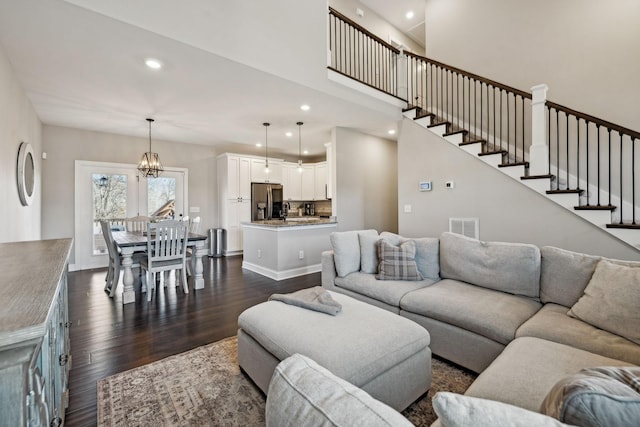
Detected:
[
  {"left": 459, "top": 139, "right": 486, "bottom": 146},
  {"left": 574, "top": 204, "right": 616, "bottom": 211},
  {"left": 499, "top": 161, "right": 529, "bottom": 168},
  {"left": 443, "top": 129, "right": 468, "bottom": 137},
  {"left": 546, "top": 189, "right": 584, "bottom": 194},
  {"left": 478, "top": 150, "right": 507, "bottom": 156},
  {"left": 606, "top": 223, "right": 640, "bottom": 229},
  {"left": 521, "top": 174, "right": 556, "bottom": 180}
]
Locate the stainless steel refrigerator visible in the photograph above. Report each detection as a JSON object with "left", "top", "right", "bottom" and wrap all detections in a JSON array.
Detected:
[{"left": 251, "top": 182, "right": 284, "bottom": 221}]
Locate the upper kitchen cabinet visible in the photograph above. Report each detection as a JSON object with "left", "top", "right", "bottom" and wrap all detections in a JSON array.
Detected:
[
  {"left": 314, "top": 162, "right": 327, "bottom": 200},
  {"left": 251, "top": 159, "right": 282, "bottom": 184},
  {"left": 218, "top": 154, "right": 251, "bottom": 201},
  {"left": 282, "top": 163, "right": 302, "bottom": 201},
  {"left": 325, "top": 143, "right": 333, "bottom": 200}
]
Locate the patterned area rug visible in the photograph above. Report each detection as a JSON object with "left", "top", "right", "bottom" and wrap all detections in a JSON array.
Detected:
[{"left": 97, "top": 336, "right": 476, "bottom": 426}]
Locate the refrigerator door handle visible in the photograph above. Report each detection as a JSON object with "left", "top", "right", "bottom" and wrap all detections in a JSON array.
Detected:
[{"left": 267, "top": 185, "right": 272, "bottom": 219}]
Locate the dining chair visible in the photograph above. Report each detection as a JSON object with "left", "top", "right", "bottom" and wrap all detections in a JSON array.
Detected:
[
  {"left": 141, "top": 220, "right": 189, "bottom": 301},
  {"left": 100, "top": 220, "right": 146, "bottom": 297},
  {"left": 125, "top": 215, "right": 151, "bottom": 232}
]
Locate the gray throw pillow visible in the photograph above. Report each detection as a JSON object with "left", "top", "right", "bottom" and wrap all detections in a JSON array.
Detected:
[
  {"left": 568, "top": 260, "right": 640, "bottom": 345},
  {"left": 433, "top": 392, "right": 571, "bottom": 427},
  {"left": 266, "top": 354, "right": 413, "bottom": 427},
  {"left": 541, "top": 366, "right": 640, "bottom": 427},
  {"left": 376, "top": 239, "right": 423, "bottom": 281}
]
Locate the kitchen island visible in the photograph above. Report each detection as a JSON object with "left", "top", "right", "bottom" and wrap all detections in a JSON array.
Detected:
[{"left": 241, "top": 218, "right": 337, "bottom": 280}]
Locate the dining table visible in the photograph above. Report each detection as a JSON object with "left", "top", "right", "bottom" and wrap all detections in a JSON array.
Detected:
[{"left": 112, "top": 230, "right": 209, "bottom": 304}]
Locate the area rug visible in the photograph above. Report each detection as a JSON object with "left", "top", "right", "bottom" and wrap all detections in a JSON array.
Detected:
[{"left": 97, "top": 336, "right": 476, "bottom": 426}]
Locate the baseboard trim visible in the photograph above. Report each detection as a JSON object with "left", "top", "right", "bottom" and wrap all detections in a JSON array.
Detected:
[{"left": 241, "top": 262, "right": 321, "bottom": 281}]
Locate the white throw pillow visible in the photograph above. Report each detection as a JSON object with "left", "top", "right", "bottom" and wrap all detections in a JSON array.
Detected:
[
  {"left": 568, "top": 260, "right": 640, "bottom": 345},
  {"left": 329, "top": 231, "right": 361, "bottom": 277},
  {"left": 433, "top": 392, "right": 571, "bottom": 427},
  {"left": 266, "top": 354, "right": 413, "bottom": 427}
]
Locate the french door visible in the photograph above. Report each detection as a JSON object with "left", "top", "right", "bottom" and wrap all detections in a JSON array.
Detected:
[{"left": 73, "top": 160, "right": 188, "bottom": 271}]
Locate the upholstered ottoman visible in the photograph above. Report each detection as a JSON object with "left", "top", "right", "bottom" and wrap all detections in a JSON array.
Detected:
[{"left": 238, "top": 290, "right": 432, "bottom": 411}]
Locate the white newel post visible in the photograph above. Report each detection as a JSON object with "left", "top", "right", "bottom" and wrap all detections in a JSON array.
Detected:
[
  {"left": 529, "top": 84, "right": 549, "bottom": 175},
  {"left": 397, "top": 50, "right": 408, "bottom": 102}
]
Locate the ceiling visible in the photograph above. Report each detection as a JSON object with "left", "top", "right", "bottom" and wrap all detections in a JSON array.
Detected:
[
  {"left": 0, "top": 0, "right": 424, "bottom": 159},
  {"left": 361, "top": 0, "right": 426, "bottom": 49}
]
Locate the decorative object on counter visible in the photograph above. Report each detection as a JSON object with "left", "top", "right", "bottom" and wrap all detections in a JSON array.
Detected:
[
  {"left": 263, "top": 122, "right": 270, "bottom": 174},
  {"left": 297, "top": 121, "right": 304, "bottom": 173},
  {"left": 16, "top": 141, "right": 36, "bottom": 206},
  {"left": 137, "top": 118, "right": 164, "bottom": 178}
]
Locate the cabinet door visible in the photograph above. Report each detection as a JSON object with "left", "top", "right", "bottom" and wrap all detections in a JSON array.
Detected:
[
  {"left": 225, "top": 199, "right": 251, "bottom": 253},
  {"left": 238, "top": 157, "right": 251, "bottom": 200},
  {"left": 300, "top": 166, "right": 315, "bottom": 200},
  {"left": 226, "top": 155, "right": 241, "bottom": 199},
  {"left": 283, "top": 164, "right": 302, "bottom": 200},
  {"left": 251, "top": 159, "right": 282, "bottom": 183},
  {"left": 314, "top": 163, "right": 327, "bottom": 200},
  {"left": 325, "top": 143, "right": 333, "bottom": 199}
]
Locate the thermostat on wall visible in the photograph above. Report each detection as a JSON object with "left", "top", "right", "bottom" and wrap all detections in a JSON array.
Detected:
[{"left": 419, "top": 181, "right": 432, "bottom": 192}]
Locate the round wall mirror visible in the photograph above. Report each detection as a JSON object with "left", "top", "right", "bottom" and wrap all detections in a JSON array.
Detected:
[{"left": 17, "top": 142, "right": 35, "bottom": 206}]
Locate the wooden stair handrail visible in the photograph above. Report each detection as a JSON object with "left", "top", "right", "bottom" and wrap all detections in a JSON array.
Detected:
[
  {"left": 404, "top": 51, "right": 532, "bottom": 100},
  {"left": 546, "top": 100, "right": 640, "bottom": 140}
]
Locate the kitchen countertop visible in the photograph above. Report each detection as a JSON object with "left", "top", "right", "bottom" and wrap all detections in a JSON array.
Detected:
[{"left": 246, "top": 217, "right": 337, "bottom": 227}]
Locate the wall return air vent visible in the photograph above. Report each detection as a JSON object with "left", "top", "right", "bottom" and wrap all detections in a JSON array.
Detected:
[{"left": 449, "top": 217, "right": 479, "bottom": 240}]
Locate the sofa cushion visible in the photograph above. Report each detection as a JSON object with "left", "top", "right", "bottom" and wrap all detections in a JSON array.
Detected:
[
  {"left": 433, "top": 392, "right": 570, "bottom": 427},
  {"left": 336, "top": 272, "right": 434, "bottom": 307},
  {"left": 359, "top": 231, "right": 379, "bottom": 274},
  {"left": 568, "top": 260, "right": 640, "bottom": 345},
  {"left": 377, "top": 239, "right": 423, "bottom": 281},
  {"left": 540, "top": 366, "right": 640, "bottom": 427},
  {"left": 266, "top": 353, "right": 413, "bottom": 427},
  {"left": 540, "top": 246, "right": 640, "bottom": 307},
  {"left": 400, "top": 279, "right": 542, "bottom": 345},
  {"left": 465, "top": 337, "right": 632, "bottom": 412},
  {"left": 379, "top": 232, "right": 440, "bottom": 280},
  {"left": 330, "top": 230, "right": 378, "bottom": 277},
  {"left": 439, "top": 232, "right": 541, "bottom": 298},
  {"left": 517, "top": 303, "right": 640, "bottom": 366}
]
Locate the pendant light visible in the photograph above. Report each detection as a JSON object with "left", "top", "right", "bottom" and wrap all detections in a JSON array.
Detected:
[
  {"left": 296, "top": 121, "right": 304, "bottom": 173},
  {"left": 137, "top": 118, "right": 164, "bottom": 178},
  {"left": 263, "top": 122, "right": 270, "bottom": 174}
]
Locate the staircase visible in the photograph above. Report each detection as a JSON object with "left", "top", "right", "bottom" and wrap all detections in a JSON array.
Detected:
[
  {"left": 402, "top": 106, "right": 640, "bottom": 250},
  {"left": 328, "top": 7, "right": 640, "bottom": 251}
]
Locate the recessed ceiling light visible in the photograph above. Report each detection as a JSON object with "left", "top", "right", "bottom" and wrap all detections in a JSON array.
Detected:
[
  {"left": 145, "top": 58, "right": 163, "bottom": 70},
  {"left": 285, "top": 131, "right": 293, "bottom": 137},
  {"left": 388, "top": 129, "right": 396, "bottom": 135},
  {"left": 303, "top": 150, "right": 309, "bottom": 154},
  {"left": 300, "top": 104, "right": 310, "bottom": 111},
  {"left": 256, "top": 143, "right": 262, "bottom": 147},
  {"left": 406, "top": 11, "right": 415, "bottom": 19}
]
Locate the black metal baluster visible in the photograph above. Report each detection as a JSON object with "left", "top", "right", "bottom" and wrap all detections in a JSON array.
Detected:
[
  {"left": 586, "top": 121, "right": 590, "bottom": 205},
  {"left": 521, "top": 96, "right": 525, "bottom": 163},
  {"left": 499, "top": 89, "right": 502, "bottom": 151},
  {"left": 620, "top": 132, "right": 624, "bottom": 222},
  {"left": 577, "top": 118, "right": 580, "bottom": 190},
  {"left": 556, "top": 109, "right": 560, "bottom": 188},
  {"left": 547, "top": 105, "right": 551, "bottom": 179},
  {"left": 608, "top": 129, "right": 612, "bottom": 207},
  {"left": 566, "top": 112, "right": 569, "bottom": 188},
  {"left": 597, "top": 125, "right": 601, "bottom": 206},
  {"left": 633, "top": 137, "right": 636, "bottom": 225}
]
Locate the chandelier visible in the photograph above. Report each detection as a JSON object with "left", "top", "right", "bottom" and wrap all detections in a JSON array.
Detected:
[{"left": 137, "top": 118, "right": 164, "bottom": 178}]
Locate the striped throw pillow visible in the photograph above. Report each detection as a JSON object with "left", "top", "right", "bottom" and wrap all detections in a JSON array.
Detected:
[{"left": 376, "top": 239, "right": 423, "bottom": 281}]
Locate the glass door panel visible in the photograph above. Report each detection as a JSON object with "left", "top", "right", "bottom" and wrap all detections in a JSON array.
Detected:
[{"left": 92, "top": 174, "right": 127, "bottom": 255}]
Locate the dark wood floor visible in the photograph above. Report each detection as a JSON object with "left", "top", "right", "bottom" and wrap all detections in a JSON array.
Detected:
[{"left": 65, "top": 255, "right": 319, "bottom": 426}]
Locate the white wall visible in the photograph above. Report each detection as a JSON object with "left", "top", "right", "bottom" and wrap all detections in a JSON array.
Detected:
[
  {"left": 424, "top": 0, "right": 640, "bottom": 131},
  {"left": 333, "top": 127, "right": 398, "bottom": 233},
  {"left": 0, "top": 44, "right": 42, "bottom": 243},
  {"left": 398, "top": 119, "right": 640, "bottom": 260},
  {"left": 42, "top": 125, "right": 218, "bottom": 260}
]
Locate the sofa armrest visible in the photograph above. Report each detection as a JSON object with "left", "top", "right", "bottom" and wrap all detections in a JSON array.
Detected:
[{"left": 321, "top": 250, "right": 338, "bottom": 291}]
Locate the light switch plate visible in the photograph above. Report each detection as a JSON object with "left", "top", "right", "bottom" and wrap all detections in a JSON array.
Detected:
[
  {"left": 189, "top": 206, "right": 200, "bottom": 213},
  {"left": 404, "top": 204, "right": 412, "bottom": 213}
]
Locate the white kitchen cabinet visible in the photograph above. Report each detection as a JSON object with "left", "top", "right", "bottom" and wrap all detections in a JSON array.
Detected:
[
  {"left": 300, "top": 165, "right": 315, "bottom": 200},
  {"left": 314, "top": 162, "right": 327, "bottom": 200},
  {"left": 0, "top": 239, "right": 72, "bottom": 427},
  {"left": 218, "top": 154, "right": 251, "bottom": 201},
  {"left": 282, "top": 163, "right": 302, "bottom": 201},
  {"left": 325, "top": 143, "right": 333, "bottom": 199},
  {"left": 251, "top": 158, "right": 282, "bottom": 184},
  {"left": 223, "top": 198, "right": 252, "bottom": 255}
]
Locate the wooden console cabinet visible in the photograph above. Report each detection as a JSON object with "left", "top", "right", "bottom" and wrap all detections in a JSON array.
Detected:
[{"left": 0, "top": 239, "right": 73, "bottom": 427}]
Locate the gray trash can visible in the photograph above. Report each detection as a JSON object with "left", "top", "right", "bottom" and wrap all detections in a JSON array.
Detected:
[{"left": 208, "top": 228, "right": 226, "bottom": 257}]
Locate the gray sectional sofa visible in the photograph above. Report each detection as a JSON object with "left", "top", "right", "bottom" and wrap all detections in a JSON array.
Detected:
[{"left": 310, "top": 230, "right": 640, "bottom": 425}]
